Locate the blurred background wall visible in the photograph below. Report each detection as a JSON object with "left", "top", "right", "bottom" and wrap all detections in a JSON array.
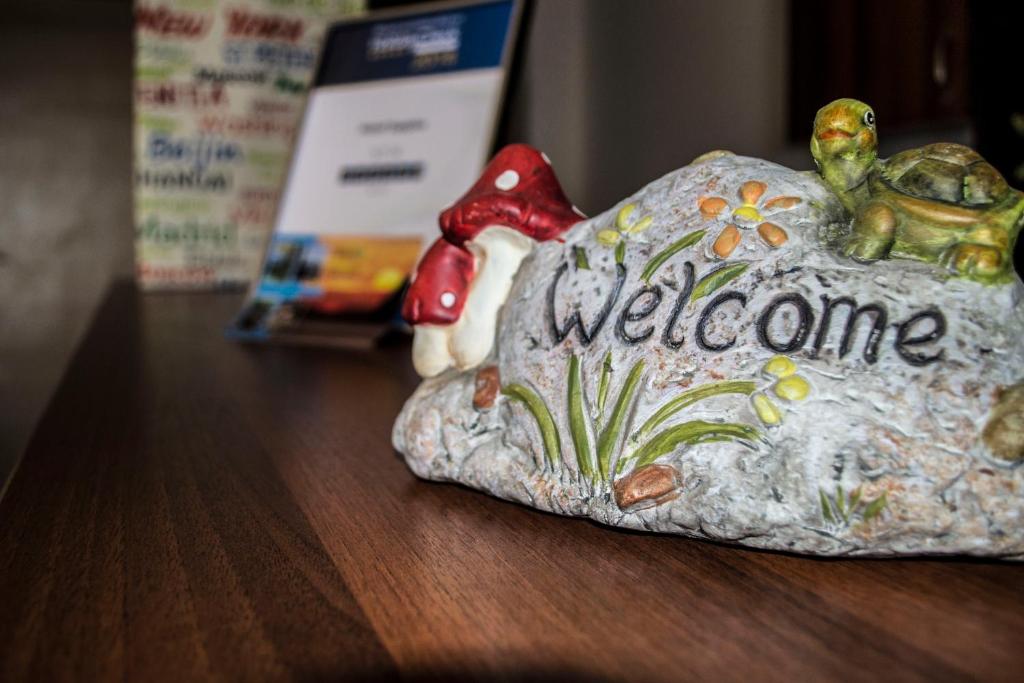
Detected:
[
  {"left": 508, "top": 0, "right": 790, "bottom": 215},
  {"left": 1, "top": 0, "right": 1008, "bottom": 484},
  {"left": 0, "top": 0, "right": 134, "bottom": 479}
]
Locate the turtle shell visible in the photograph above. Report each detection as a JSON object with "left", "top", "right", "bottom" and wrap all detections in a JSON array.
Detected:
[{"left": 881, "top": 142, "right": 1010, "bottom": 206}]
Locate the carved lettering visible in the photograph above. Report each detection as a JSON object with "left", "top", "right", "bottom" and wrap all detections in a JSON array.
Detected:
[
  {"left": 661, "top": 262, "right": 696, "bottom": 349},
  {"left": 542, "top": 261, "right": 948, "bottom": 367},
  {"left": 894, "top": 309, "right": 946, "bottom": 366},
  {"left": 697, "top": 291, "right": 747, "bottom": 351},
  {"left": 757, "top": 293, "right": 815, "bottom": 353},
  {"left": 548, "top": 262, "right": 626, "bottom": 345},
  {"left": 812, "top": 296, "right": 888, "bottom": 364},
  {"left": 617, "top": 286, "right": 663, "bottom": 344}
]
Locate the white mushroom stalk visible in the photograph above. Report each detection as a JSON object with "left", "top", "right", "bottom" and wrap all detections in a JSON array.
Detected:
[{"left": 412, "top": 226, "right": 535, "bottom": 376}]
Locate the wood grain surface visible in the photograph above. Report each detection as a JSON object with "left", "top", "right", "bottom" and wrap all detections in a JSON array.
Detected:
[{"left": 1, "top": 282, "right": 1022, "bottom": 682}]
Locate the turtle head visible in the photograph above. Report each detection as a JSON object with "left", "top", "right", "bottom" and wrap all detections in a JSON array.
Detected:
[{"left": 811, "top": 98, "right": 878, "bottom": 212}]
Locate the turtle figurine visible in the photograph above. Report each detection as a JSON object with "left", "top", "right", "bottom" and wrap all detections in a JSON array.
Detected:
[{"left": 811, "top": 98, "right": 1024, "bottom": 283}]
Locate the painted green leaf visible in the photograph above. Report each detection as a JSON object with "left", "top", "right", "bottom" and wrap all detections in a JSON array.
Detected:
[
  {"left": 835, "top": 484, "right": 847, "bottom": 520},
  {"left": 615, "top": 239, "right": 627, "bottom": 265},
  {"left": 567, "top": 355, "right": 594, "bottom": 481},
  {"left": 820, "top": 489, "right": 835, "bottom": 524},
  {"left": 640, "top": 229, "right": 706, "bottom": 283},
  {"left": 596, "top": 359, "right": 645, "bottom": 480},
  {"left": 861, "top": 492, "right": 888, "bottom": 521},
  {"left": 616, "top": 432, "right": 737, "bottom": 474},
  {"left": 596, "top": 351, "right": 612, "bottom": 421},
  {"left": 574, "top": 246, "right": 590, "bottom": 270},
  {"left": 690, "top": 262, "right": 749, "bottom": 302},
  {"left": 502, "top": 383, "right": 561, "bottom": 469},
  {"left": 628, "top": 421, "right": 761, "bottom": 469},
  {"left": 632, "top": 380, "right": 756, "bottom": 443},
  {"left": 848, "top": 486, "right": 862, "bottom": 513}
]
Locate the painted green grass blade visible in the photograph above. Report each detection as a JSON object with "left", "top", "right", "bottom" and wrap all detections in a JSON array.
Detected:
[
  {"left": 632, "top": 380, "right": 756, "bottom": 443},
  {"left": 596, "top": 351, "right": 613, "bottom": 420},
  {"left": 615, "top": 239, "right": 627, "bottom": 265},
  {"left": 618, "top": 433, "right": 737, "bottom": 473},
  {"left": 628, "top": 420, "right": 760, "bottom": 469},
  {"left": 690, "top": 262, "right": 748, "bottom": 301},
  {"left": 848, "top": 486, "right": 863, "bottom": 512},
  {"left": 596, "top": 359, "right": 645, "bottom": 480},
  {"left": 861, "top": 492, "right": 888, "bottom": 521},
  {"left": 574, "top": 246, "right": 590, "bottom": 270},
  {"left": 502, "top": 383, "right": 561, "bottom": 469},
  {"left": 640, "top": 229, "right": 706, "bottom": 283},
  {"left": 835, "top": 485, "right": 847, "bottom": 521},
  {"left": 820, "top": 490, "right": 836, "bottom": 524},
  {"left": 567, "top": 355, "right": 594, "bottom": 481}
]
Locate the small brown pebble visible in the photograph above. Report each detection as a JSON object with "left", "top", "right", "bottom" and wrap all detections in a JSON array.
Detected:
[
  {"left": 698, "top": 196, "right": 727, "bottom": 219},
  {"left": 757, "top": 221, "right": 788, "bottom": 247},
  {"left": 473, "top": 366, "right": 501, "bottom": 410},
  {"left": 739, "top": 180, "right": 767, "bottom": 205},
  {"left": 613, "top": 464, "right": 682, "bottom": 512},
  {"left": 713, "top": 224, "right": 741, "bottom": 258}
]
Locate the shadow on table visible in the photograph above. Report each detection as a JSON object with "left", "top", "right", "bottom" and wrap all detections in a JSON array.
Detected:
[{"left": 303, "top": 668, "right": 616, "bottom": 682}]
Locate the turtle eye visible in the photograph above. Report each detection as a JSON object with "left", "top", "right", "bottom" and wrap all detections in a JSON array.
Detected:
[{"left": 863, "top": 110, "right": 875, "bottom": 127}]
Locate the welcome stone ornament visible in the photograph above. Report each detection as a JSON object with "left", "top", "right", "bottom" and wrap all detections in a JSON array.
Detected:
[{"left": 393, "top": 99, "right": 1024, "bottom": 559}]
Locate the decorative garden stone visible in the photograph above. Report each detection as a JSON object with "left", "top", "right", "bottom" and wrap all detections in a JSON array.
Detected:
[{"left": 393, "top": 101, "right": 1024, "bottom": 559}]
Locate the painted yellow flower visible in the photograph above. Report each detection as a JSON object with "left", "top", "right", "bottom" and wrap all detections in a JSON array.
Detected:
[
  {"left": 699, "top": 181, "right": 802, "bottom": 258},
  {"left": 751, "top": 355, "right": 811, "bottom": 426},
  {"left": 596, "top": 203, "right": 654, "bottom": 262}
]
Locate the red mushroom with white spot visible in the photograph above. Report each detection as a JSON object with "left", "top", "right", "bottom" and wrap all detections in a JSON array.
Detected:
[
  {"left": 401, "top": 238, "right": 475, "bottom": 377},
  {"left": 402, "top": 144, "right": 583, "bottom": 377}
]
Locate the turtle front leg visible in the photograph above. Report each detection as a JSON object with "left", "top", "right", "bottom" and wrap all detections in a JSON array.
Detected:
[
  {"left": 983, "top": 382, "right": 1024, "bottom": 462},
  {"left": 941, "top": 225, "right": 1009, "bottom": 282},
  {"left": 843, "top": 201, "right": 897, "bottom": 261}
]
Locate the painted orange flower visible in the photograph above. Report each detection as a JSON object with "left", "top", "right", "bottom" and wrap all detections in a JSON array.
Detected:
[{"left": 698, "top": 181, "right": 802, "bottom": 258}]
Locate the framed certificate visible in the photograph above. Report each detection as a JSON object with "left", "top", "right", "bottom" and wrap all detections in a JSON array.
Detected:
[{"left": 230, "top": 0, "right": 523, "bottom": 343}]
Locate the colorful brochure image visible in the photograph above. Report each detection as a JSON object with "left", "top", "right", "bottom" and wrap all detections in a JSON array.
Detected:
[{"left": 231, "top": 234, "right": 422, "bottom": 342}]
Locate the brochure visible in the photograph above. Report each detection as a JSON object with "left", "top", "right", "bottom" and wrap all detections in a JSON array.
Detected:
[{"left": 230, "top": 0, "right": 522, "bottom": 343}]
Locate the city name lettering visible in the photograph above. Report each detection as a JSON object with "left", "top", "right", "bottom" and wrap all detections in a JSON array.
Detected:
[
  {"left": 136, "top": 5, "right": 211, "bottom": 39},
  {"left": 226, "top": 9, "right": 304, "bottom": 42}
]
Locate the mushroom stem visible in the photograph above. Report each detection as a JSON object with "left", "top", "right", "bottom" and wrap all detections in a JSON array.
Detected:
[
  {"left": 449, "top": 226, "right": 536, "bottom": 370},
  {"left": 409, "top": 226, "right": 536, "bottom": 377},
  {"left": 411, "top": 324, "right": 454, "bottom": 377}
]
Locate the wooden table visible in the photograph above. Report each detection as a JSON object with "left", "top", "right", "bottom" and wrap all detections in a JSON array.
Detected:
[{"left": 2, "top": 283, "right": 1022, "bottom": 681}]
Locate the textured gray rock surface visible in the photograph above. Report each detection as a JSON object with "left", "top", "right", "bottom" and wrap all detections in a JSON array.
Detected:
[{"left": 393, "top": 154, "right": 1024, "bottom": 559}]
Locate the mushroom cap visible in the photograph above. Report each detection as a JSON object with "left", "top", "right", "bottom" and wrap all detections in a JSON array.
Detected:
[
  {"left": 439, "top": 144, "right": 582, "bottom": 246},
  {"left": 401, "top": 237, "right": 476, "bottom": 326}
]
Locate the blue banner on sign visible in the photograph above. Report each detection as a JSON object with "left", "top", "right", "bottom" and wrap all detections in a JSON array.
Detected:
[{"left": 315, "top": 0, "right": 514, "bottom": 85}]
